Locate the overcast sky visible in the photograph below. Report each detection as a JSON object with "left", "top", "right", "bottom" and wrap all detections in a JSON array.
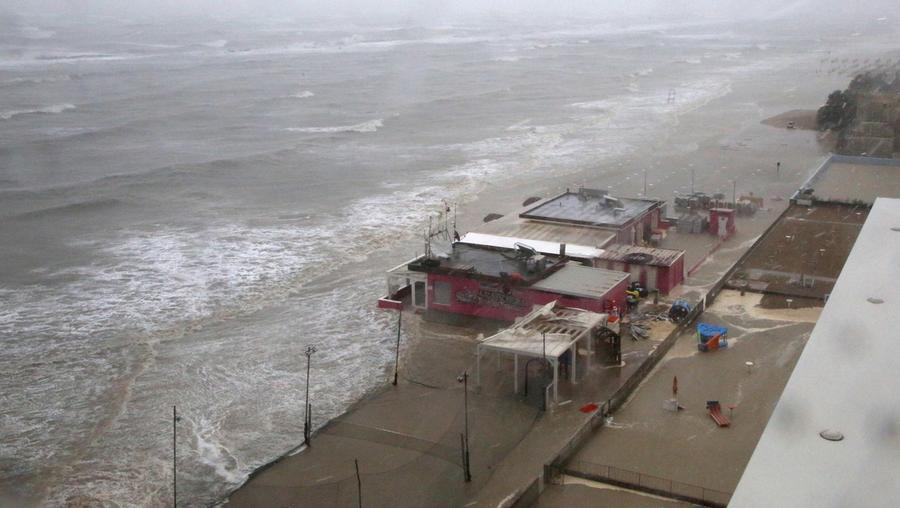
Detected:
[{"left": 1, "top": 0, "right": 898, "bottom": 26}]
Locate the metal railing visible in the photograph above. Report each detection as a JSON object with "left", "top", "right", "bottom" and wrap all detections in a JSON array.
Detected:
[{"left": 564, "top": 460, "right": 732, "bottom": 507}]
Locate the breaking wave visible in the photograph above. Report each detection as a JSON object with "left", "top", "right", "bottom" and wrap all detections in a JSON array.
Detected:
[
  {"left": 285, "top": 118, "right": 383, "bottom": 133},
  {"left": 0, "top": 74, "right": 73, "bottom": 87},
  {"left": 0, "top": 103, "right": 75, "bottom": 121}
]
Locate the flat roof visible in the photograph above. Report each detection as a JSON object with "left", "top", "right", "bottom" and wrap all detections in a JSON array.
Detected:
[
  {"left": 730, "top": 197, "right": 900, "bottom": 507},
  {"left": 475, "top": 213, "right": 617, "bottom": 248},
  {"left": 459, "top": 232, "right": 605, "bottom": 260},
  {"left": 595, "top": 244, "right": 684, "bottom": 267},
  {"left": 531, "top": 262, "right": 627, "bottom": 300},
  {"left": 409, "top": 243, "right": 560, "bottom": 282},
  {"left": 796, "top": 154, "right": 900, "bottom": 205},
  {"left": 520, "top": 188, "right": 662, "bottom": 228}
]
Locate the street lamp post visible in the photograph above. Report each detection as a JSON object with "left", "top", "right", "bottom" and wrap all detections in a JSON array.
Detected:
[
  {"left": 393, "top": 310, "right": 402, "bottom": 386},
  {"left": 457, "top": 370, "right": 472, "bottom": 482},
  {"left": 304, "top": 345, "right": 317, "bottom": 446}
]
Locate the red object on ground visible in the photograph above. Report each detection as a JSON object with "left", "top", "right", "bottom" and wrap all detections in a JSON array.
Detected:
[
  {"left": 707, "top": 401, "right": 731, "bottom": 427},
  {"left": 580, "top": 403, "right": 599, "bottom": 413}
]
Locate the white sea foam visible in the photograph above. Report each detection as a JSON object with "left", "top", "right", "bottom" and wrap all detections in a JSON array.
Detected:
[
  {"left": 0, "top": 74, "right": 72, "bottom": 86},
  {"left": 291, "top": 90, "right": 315, "bottom": 98},
  {"left": 629, "top": 67, "right": 654, "bottom": 77},
  {"left": 0, "top": 103, "right": 75, "bottom": 120},
  {"left": 286, "top": 118, "right": 382, "bottom": 133},
  {"left": 203, "top": 39, "right": 229, "bottom": 48}
]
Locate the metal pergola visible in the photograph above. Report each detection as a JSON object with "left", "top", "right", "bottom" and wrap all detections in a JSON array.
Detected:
[{"left": 475, "top": 301, "right": 608, "bottom": 405}]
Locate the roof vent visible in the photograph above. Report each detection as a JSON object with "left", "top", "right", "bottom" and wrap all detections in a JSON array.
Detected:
[
  {"left": 819, "top": 429, "right": 844, "bottom": 442},
  {"left": 624, "top": 252, "right": 654, "bottom": 264}
]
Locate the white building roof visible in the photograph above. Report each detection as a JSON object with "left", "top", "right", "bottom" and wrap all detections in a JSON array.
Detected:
[
  {"left": 730, "top": 197, "right": 900, "bottom": 507},
  {"left": 459, "top": 232, "right": 605, "bottom": 260}
]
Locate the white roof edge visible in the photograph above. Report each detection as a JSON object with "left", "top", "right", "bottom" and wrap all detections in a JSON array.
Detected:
[
  {"left": 459, "top": 232, "right": 605, "bottom": 259},
  {"left": 729, "top": 197, "right": 900, "bottom": 507}
]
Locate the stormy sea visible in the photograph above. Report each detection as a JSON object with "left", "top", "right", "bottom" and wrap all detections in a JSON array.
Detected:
[{"left": 0, "top": 14, "right": 883, "bottom": 506}]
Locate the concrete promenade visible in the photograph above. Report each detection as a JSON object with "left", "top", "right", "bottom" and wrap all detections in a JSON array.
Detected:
[{"left": 226, "top": 312, "right": 665, "bottom": 507}]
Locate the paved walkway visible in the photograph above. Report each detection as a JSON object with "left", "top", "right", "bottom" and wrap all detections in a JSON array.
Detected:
[{"left": 226, "top": 309, "right": 666, "bottom": 507}]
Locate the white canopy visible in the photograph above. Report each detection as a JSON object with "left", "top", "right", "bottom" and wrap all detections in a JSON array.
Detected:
[{"left": 475, "top": 301, "right": 608, "bottom": 405}]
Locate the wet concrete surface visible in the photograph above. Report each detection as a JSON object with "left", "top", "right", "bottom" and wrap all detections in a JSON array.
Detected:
[{"left": 554, "top": 290, "right": 821, "bottom": 504}]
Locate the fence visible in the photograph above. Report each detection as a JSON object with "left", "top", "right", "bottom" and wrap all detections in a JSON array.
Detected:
[{"left": 564, "top": 460, "right": 731, "bottom": 507}]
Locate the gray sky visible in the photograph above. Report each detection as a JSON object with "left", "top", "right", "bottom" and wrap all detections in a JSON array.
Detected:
[{"left": 1, "top": 0, "right": 899, "bottom": 25}]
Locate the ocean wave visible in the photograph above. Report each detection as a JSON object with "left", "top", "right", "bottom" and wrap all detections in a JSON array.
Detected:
[
  {"left": 18, "top": 26, "right": 56, "bottom": 40},
  {"left": 34, "top": 53, "right": 125, "bottom": 62},
  {"left": 571, "top": 76, "right": 732, "bottom": 115},
  {"left": 4, "top": 198, "right": 124, "bottom": 221},
  {"left": 203, "top": 39, "right": 229, "bottom": 48},
  {"left": 285, "top": 118, "right": 382, "bottom": 134},
  {"left": 0, "top": 74, "right": 73, "bottom": 87},
  {"left": 291, "top": 90, "right": 314, "bottom": 98},
  {"left": 628, "top": 67, "right": 654, "bottom": 78},
  {"left": 0, "top": 103, "right": 75, "bottom": 121}
]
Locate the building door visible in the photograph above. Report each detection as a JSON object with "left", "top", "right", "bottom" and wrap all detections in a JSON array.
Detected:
[
  {"left": 413, "top": 281, "right": 426, "bottom": 309},
  {"left": 717, "top": 216, "right": 729, "bottom": 238}
]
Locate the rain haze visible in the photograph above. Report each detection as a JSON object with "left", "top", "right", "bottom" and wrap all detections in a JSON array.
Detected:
[{"left": 1, "top": 0, "right": 898, "bottom": 506}]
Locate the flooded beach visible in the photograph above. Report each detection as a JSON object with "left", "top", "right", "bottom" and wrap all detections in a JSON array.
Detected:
[{"left": 1, "top": 11, "right": 896, "bottom": 506}]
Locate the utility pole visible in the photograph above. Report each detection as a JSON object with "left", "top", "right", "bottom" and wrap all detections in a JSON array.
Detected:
[
  {"left": 643, "top": 169, "right": 647, "bottom": 197},
  {"left": 393, "top": 310, "right": 402, "bottom": 386},
  {"left": 173, "top": 405, "right": 181, "bottom": 507},
  {"left": 304, "top": 345, "right": 317, "bottom": 446},
  {"left": 732, "top": 179, "right": 737, "bottom": 206},
  {"left": 690, "top": 167, "right": 695, "bottom": 195},
  {"left": 457, "top": 370, "right": 472, "bottom": 482}
]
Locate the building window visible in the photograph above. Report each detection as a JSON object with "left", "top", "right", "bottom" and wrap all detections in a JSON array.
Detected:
[{"left": 434, "top": 281, "right": 452, "bottom": 305}]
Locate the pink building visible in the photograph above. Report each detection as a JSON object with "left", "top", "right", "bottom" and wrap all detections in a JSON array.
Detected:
[
  {"left": 593, "top": 244, "right": 686, "bottom": 295},
  {"left": 709, "top": 208, "right": 736, "bottom": 238},
  {"left": 405, "top": 244, "right": 628, "bottom": 322}
]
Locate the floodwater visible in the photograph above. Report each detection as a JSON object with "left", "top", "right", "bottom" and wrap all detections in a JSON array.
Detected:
[{"left": 0, "top": 15, "right": 891, "bottom": 507}]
